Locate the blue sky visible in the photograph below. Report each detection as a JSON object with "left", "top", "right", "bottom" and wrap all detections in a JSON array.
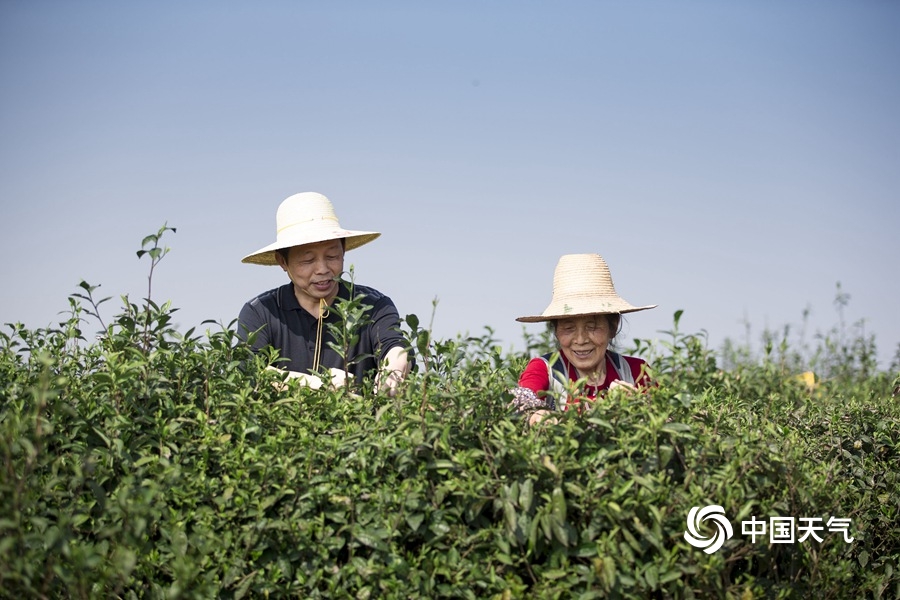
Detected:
[{"left": 2, "top": 1, "right": 898, "bottom": 369}]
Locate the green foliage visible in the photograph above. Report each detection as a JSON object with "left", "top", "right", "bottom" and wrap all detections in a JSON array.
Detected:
[
  {"left": 325, "top": 266, "right": 375, "bottom": 385},
  {"left": 1, "top": 228, "right": 898, "bottom": 599},
  {"left": 720, "top": 282, "right": 883, "bottom": 383}
]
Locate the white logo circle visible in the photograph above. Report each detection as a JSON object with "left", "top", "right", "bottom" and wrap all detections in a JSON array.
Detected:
[{"left": 684, "top": 505, "right": 733, "bottom": 554}]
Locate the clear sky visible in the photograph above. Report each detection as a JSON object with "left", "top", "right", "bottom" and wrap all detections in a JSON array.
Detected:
[{"left": 2, "top": 1, "right": 898, "bottom": 370}]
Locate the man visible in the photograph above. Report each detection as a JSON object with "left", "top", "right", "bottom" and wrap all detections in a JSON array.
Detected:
[{"left": 238, "top": 192, "right": 410, "bottom": 395}]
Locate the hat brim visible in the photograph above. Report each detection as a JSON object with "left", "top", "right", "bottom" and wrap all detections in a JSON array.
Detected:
[
  {"left": 516, "top": 303, "right": 658, "bottom": 323},
  {"left": 242, "top": 229, "right": 381, "bottom": 265}
]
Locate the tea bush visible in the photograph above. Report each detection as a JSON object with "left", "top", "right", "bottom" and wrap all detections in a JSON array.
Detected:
[{"left": 1, "top": 229, "right": 898, "bottom": 599}]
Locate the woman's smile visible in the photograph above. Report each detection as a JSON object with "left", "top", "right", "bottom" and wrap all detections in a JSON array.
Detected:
[{"left": 555, "top": 315, "right": 612, "bottom": 378}]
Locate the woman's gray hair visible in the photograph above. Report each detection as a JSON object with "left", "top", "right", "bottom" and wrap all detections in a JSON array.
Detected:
[{"left": 550, "top": 313, "right": 623, "bottom": 345}]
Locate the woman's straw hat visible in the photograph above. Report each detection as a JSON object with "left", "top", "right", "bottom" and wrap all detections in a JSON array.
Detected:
[
  {"left": 516, "top": 254, "right": 657, "bottom": 323},
  {"left": 242, "top": 192, "right": 381, "bottom": 265}
]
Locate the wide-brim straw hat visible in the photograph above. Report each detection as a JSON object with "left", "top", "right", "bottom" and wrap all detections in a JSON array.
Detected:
[
  {"left": 516, "top": 253, "right": 657, "bottom": 323},
  {"left": 242, "top": 192, "right": 381, "bottom": 265}
]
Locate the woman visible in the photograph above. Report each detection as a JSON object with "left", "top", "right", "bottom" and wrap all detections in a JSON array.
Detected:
[{"left": 512, "top": 254, "right": 657, "bottom": 425}]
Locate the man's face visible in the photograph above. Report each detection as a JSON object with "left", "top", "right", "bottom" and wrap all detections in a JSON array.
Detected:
[{"left": 276, "top": 239, "right": 345, "bottom": 308}]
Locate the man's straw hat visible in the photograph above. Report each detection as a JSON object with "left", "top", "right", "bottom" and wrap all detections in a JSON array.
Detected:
[
  {"left": 242, "top": 192, "right": 381, "bottom": 265},
  {"left": 516, "top": 254, "right": 657, "bottom": 323}
]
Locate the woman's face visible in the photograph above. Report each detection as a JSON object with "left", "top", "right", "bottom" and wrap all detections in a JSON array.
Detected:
[{"left": 555, "top": 315, "right": 613, "bottom": 377}]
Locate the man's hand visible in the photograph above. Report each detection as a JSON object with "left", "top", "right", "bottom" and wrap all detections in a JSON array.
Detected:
[
  {"left": 267, "top": 366, "right": 351, "bottom": 391},
  {"left": 376, "top": 346, "right": 410, "bottom": 397},
  {"left": 326, "top": 367, "right": 351, "bottom": 388}
]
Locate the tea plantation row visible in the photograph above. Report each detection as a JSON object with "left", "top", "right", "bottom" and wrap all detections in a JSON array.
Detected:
[{"left": 1, "top": 296, "right": 898, "bottom": 599}]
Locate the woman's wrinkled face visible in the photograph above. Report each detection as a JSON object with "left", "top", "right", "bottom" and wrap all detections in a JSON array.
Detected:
[
  {"left": 555, "top": 315, "right": 613, "bottom": 377},
  {"left": 276, "top": 239, "right": 344, "bottom": 309}
]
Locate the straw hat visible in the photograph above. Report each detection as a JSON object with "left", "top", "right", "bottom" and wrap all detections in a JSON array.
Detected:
[
  {"left": 516, "top": 254, "right": 657, "bottom": 323},
  {"left": 242, "top": 192, "right": 381, "bottom": 265}
]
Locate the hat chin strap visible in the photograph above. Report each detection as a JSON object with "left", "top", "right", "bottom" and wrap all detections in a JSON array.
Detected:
[{"left": 312, "top": 297, "right": 330, "bottom": 373}]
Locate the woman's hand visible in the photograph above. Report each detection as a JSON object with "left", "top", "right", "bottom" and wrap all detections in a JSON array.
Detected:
[
  {"left": 608, "top": 380, "right": 638, "bottom": 394},
  {"left": 528, "top": 410, "right": 559, "bottom": 426}
]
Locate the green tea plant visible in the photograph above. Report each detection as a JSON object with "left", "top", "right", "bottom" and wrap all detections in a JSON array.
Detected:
[
  {"left": 0, "top": 227, "right": 897, "bottom": 599},
  {"left": 323, "top": 266, "right": 375, "bottom": 390},
  {"left": 720, "top": 282, "right": 883, "bottom": 384}
]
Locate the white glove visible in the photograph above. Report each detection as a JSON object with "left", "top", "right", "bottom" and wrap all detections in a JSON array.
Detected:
[
  {"left": 267, "top": 366, "right": 351, "bottom": 390},
  {"left": 326, "top": 368, "right": 352, "bottom": 388}
]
